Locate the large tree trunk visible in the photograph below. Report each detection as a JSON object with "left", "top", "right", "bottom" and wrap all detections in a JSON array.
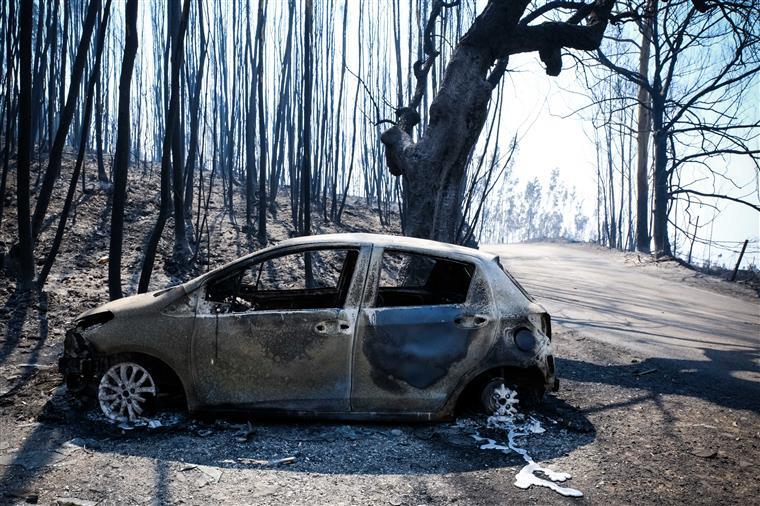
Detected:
[
  {"left": 381, "top": 0, "right": 615, "bottom": 243},
  {"left": 635, "top": 0, "right": 656, "bottom": 253},
  {"left": 301, "top": 0, "right": 314, "bottom": 285},
  {"left": 108, "top": 0, "right": 138, "bottom": 301},
  {"left": 395, "top": 46, "right": 495, "bottom": 241},
  {"left": 255, "top": 1, "right": 268, "bottom": 245}
]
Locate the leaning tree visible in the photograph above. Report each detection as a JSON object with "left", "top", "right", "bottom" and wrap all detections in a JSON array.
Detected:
[{"left": 380, "top": 0, "right": 621, "bottom": 243}]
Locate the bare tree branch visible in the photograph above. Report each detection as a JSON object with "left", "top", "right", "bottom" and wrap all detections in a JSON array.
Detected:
[{"left": 669, "top": 188, "right": 760, "bottom": 212}]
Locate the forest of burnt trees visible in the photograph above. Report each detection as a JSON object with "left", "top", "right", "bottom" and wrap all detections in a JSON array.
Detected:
[{"left": 0, "top": 0, "right": 757, "bottom": 298}]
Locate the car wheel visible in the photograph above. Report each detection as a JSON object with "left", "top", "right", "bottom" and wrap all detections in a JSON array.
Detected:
[
  {"left": 97, "top": 361, "right": 157, "bottom": 423},
  {"left": 481, "top": 377, "right": 515, "bottom": 414},
  {"left": 480, "top": 377, "right": 543, "bottom": 413}
]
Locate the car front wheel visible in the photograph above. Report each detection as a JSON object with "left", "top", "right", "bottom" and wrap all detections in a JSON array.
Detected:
[{"left": 97, "top": 361, "right": 157, "bottom": 423}]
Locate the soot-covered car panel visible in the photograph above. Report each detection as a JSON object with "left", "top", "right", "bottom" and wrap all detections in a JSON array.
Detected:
[{"left": 60, "top": 233, "right": 556, "bottom": 422}]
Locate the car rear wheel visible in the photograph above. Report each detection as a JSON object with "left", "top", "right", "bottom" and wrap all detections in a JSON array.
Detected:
[
  {"left": 481, "top": 377, "right": 517, "bottom": 414},
  {"left": 480, "top": 376, "right": 544, "bottom": 413},
  {"left": 98, "top": 361, "right": 157, "bottom": 423}
]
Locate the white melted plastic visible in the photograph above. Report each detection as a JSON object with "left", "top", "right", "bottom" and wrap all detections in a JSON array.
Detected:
[{"left": 468, "top": 385, "right": 583, "bottom": 498}]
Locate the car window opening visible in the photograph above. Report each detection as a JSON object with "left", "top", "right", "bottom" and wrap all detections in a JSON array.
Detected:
[
  {"left": 376, "top": 250, "right": 475, "bottom": 307},
  {"left": 206, "top": 248, "right": 358, "bottom": 312}
]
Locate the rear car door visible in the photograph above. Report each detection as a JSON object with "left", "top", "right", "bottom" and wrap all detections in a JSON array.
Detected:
[
  {"left": 351, "top": 247, "right": 497, "bottom": 415},
  {"left": 191, "top": 245, "right": 369, "bottom": 413}
]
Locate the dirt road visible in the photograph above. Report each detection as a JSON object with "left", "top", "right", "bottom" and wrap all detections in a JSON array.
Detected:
[
  {"left": 1, "top": 242, "right": 758, "bottom": 505},
  {"left": 485, "top": 242, "right": 760, "bottom": 410}
]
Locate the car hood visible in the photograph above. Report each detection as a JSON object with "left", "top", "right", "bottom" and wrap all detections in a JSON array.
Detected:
[{"left": 76, "top": 285, "right": 187, "bottom": 321}]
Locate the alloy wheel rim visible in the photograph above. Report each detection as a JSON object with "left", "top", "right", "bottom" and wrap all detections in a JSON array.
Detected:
[{"left": 98, "top": 362, "right": 156, "bottom": 423}]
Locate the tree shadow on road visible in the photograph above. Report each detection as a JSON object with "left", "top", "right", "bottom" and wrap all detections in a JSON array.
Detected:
[
  {"left": 0, "top": 288, "right": 50, "bottom": 398},
  {"left": 557, "top": 347, "right": 760, "bottom": 413}
]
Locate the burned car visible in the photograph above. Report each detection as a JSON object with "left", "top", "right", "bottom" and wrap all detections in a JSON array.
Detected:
[{"left": 60, "top": 233, "right": 556, "bottom": 423}]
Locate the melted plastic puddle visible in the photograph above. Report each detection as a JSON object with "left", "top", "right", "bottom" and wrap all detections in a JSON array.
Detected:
[{"left": 467, "top": 385, "right": 583, "bottom": 498}]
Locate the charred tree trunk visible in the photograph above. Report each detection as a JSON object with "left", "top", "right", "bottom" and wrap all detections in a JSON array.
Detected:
[
  {"left": 651, "top": 93, "right": 670, "bottom": 257},
  {"left": 29, "top": 0, "right": 47, "bottom": 146},
  {"left": 39, "top": 0, "right": 112, "bottom": 289},
  {"left": 14, "top": 0, "right": 35, "bottom": 289},
  {"left": 183, "top": 0, "right": 207, "bottom": 217},
  {"left": 30, "top": 0, "right": 101, "bottom": 239},
  {"left": 169, "top": 0, "right": 191, "bottom": 260},
  {"left": 635, "top": 0, "right": 655, "bottom": 253},
  {"left": 255, "top": 1, "right": 267, "bottom": 245},
  {"left": 243, "top": 3, "right": 257, "bottom": 234},
  {"left": 108, "top": 0, "right": 138, "bottom": 301},
  {"left": 0, "top": 0, "right": 16, "bottom": 233},
  {"left": 59, "top": 0, "right": 69, "bottom": 123},
  {"left": 605, "top": 96, "right": 617, "bottom": 249},
  {"left": 302, "top": 0, "right": 314, "bottom": 284},
  {"left": 301, "top": 0, "right": 314, "bottom": 239},
  {"left": 45, "top": 0, "right": 59, "bottom": 151},
  {"left": 94, "top": 72, "right": 107, "bottom": 181}
]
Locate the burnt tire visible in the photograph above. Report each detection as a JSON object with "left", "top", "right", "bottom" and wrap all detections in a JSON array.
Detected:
[
  {"left": 480, "top": 377, "right": 510, "bottom": 413},
  {"left": 480, "top": 376, "right": 544, "bottom": 413}
]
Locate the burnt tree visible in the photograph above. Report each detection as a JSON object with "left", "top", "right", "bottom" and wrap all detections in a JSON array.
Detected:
[
  {"left": 169, "top": 0, "right": 191, "bottom": 260},
  {"left": 38, "top": 0, "right": 113, "bottom": 289},
  {"left": 108, "top": 0, "right": 138, "bottom": 300},
  {"left": 14, "top": 0, "right": 35, "bottom": 289},
  {"left": 300, "top": 0, "right": 314, "bottom": 241},
  {"left": 30, "top": 0, "right": 101, "bottom": 240},
  {"left": 634, "top": 0, "right": 656, "bottom": 253}
]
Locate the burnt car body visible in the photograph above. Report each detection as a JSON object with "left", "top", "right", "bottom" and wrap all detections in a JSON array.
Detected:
[{"left": 60, "top": 233, "right": 556, "bottom": 422}]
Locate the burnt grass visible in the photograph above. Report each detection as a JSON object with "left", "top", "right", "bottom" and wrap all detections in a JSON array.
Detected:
[{"left": 0, "top": 154, "right": 758, "bottom": 505}]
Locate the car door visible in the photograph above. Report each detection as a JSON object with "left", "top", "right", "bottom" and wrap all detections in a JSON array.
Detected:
[
  {"left": 191, "top": 245, "right": 370, "bottom": 413},
  {"left": 351, "top": 247, "right": 497, "bottom": 414}
]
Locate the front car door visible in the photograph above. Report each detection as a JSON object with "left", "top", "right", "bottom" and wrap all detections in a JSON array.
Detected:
[
  {"left": 191, "top": 244, "right": 370, "bottom": 413},
  {"left": 351, "top": 247, "right": 497, "bottom": 416}
]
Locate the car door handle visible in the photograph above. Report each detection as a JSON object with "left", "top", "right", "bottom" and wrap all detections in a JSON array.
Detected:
[
  {"left": 314, "top": 320, "right": 351, "bottom": 334},
  {"left": 454, "top": 314, "right": 489, "bottom": 329}
]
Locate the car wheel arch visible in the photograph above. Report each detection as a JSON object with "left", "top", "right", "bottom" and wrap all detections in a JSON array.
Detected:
[
  {"left": 98, "top": 351, "right": 189, "bottom": 408},
  {"left": 449, "top": 364, "right": 547, "bottom": 415}
]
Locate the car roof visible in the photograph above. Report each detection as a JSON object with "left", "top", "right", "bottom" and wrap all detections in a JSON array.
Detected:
[
  {"left": 273, "top": 233, "right": 498, "bottom": 261},
  {"left": 188, "top": 233, "right": 498, "bottom": 289}
]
